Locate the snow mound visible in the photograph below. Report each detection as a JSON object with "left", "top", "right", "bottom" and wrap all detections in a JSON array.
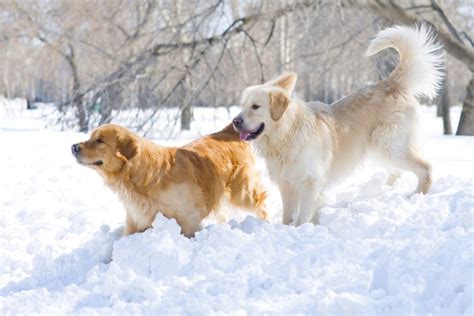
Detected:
[
  {"left": 2, "top": 182, "right": 473, "bottom": 315},
  {"left": 1, "top": 100, "right": 473, "bottom": 314}
]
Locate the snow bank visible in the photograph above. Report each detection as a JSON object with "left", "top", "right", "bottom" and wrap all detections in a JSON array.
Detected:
[{"left": 0, "top": 98, "right": 473, "bottom": 314}]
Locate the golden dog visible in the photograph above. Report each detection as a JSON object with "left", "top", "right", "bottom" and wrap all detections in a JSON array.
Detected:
[{"left": 71, "top": 124, "right": 267, "bottom": 237}]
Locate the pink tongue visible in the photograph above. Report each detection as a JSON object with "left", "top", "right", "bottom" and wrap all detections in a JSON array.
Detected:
[{"left": 239, "top": 131, "right": 250, "bottom": 141}]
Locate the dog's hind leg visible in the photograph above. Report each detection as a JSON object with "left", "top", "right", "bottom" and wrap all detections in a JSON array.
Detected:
[
  {"left": 392, "top": 153, "right": 432, "bottom": 194},
  {"left": 371, "top": 124, "right": 432, "bottom": 194},
  {"left": 229, "top": 179, "right": 269, "bottom": 221},
  {"left": 386, "top": 170, "right": 402, "bottom": 186},
  {"left": 377, "top": 148, "right": 432, "bottom": 194},
  {"left": 178, "top": 213, "right": 203, "bottom": 238}
]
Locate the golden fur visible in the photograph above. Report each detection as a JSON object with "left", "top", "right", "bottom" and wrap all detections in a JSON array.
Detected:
[
  {"left": 233, "top": 25, "right": 443, "bottom": 225},
  {"left": 72, "top": 124, "right": 267, "bottom": 237}
]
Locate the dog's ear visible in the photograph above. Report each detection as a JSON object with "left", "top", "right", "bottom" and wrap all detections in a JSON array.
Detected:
[
  {"left": 117, "top": 135, "right": 138, "bottom": 160},
  {"left": 270, "top": 91, "right": 290, "bottom": 121},
  {"left": 269, "top": 72, "right": 297, "bottom": 94}
]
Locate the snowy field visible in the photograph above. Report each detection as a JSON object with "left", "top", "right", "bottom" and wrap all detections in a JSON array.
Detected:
[{"left": 0, "top": 97, "right": 473, "bottom": 315}]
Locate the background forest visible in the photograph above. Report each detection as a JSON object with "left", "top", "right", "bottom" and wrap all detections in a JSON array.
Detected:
[{"left": 0, "top": 0, "right": 472, "bottom": 136}]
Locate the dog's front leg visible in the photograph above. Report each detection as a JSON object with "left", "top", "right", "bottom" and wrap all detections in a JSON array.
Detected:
[
  {"left": 296, "top": 179, "right": 326, "bottom": 226},
  {"left": 279, "top": 181, "right": 300, "bottom": 225},
  {"left": 124, "top": 212, "right": 139, "bottom": 235}
]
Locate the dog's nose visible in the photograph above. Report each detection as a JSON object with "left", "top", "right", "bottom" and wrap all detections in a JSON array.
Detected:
[
  {"left": 232, "top": 116, "right": 243, "bottom": 128},
  {"left": 71, "top": 144, "right": 81, "bottom": 155}
]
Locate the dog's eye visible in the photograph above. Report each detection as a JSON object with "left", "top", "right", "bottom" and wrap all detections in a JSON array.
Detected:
[
  {"left": 251, "top": 104, "right": 261, "bottom": 110},
  {"left": 95, "top": 138, "right": 104, "bottom": 144}
]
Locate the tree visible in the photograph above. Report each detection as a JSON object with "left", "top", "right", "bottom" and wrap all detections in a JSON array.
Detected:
[
  {"left": 345, "top": 0, "right": 474, "bottom": 135},
  {"left": 438, "top": 73, "right": 453, "bottom": 135},
  {"left": 1, "top": 0, "right": 471, "bottom": 137}
]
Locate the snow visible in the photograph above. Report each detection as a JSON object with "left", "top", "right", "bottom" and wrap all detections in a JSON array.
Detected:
[{"left": 1, "top": 97, "right": 473, "bottom": 314}]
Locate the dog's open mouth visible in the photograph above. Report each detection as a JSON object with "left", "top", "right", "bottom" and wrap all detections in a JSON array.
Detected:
[
  {"left": 77, "top": 159, "right": 103, "bottom": 166},
  {"left": 239, "top": 123, "right": 265, "bottom": 141}
]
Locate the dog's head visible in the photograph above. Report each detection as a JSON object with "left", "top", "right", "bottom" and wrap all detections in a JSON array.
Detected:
[
  {"left": 233, "top": 72, "right": 297, "bottom": 141},
  {"left": 71, "top": 124, "right": 138, "bottom": 174}
]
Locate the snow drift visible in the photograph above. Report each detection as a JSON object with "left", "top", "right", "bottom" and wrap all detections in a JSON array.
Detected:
[{"left": 0, "top": 98, "right": 473, "bottom": 314}]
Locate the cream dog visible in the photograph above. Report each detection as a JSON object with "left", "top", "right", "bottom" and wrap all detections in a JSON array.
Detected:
[{"left": 232, "top": 25, "right": 443, "bottom": 225}]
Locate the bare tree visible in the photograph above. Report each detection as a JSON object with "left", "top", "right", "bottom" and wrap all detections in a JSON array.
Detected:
[
  {"left": 345, "top": 0, "right": 474, "bottom": 135},
  {"left": 437, "top": 72, "right": 453, "bottom": 135},
  {"left": 1, "top": 0, "right": 472, "bottom": 137}
]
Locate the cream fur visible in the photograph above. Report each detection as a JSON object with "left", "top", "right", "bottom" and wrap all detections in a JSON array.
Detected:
[{"left": 234, "top": 25, "right": 444, "bottom": 225}]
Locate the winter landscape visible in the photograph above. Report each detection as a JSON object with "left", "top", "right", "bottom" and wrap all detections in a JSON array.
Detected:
[
  {"left": 0, "top": 98, "right": 472, "bottom": 314},
  {"left": 1, "top": 1, "right": 473, "bottom": 314}
]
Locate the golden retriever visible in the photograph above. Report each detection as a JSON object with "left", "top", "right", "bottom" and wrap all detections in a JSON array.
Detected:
[
  {"left": 232, "top": 25, "right": 443, "bottom": 225},
  {"left": 71, "top": 124, "right": 268, "bottom": 237}
]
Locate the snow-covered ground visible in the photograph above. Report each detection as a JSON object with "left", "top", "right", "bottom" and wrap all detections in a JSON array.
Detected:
[{"left": 1, "top": 97, "right": 473, "bottom": 315}]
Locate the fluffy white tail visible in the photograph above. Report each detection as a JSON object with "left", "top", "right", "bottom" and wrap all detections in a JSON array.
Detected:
[{"left": 366, "top": 25, "right": 444, "bottom": 99}]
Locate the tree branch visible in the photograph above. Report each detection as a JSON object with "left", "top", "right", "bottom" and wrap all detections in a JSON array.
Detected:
[
  {"left": 346, "top": 0, "right": 474, "bottom": 71},
  {"left": 74, "top": 1, "right": 320, "bottom": 105}
]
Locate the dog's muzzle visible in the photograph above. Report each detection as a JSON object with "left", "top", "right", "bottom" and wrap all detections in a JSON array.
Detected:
[
  {"left": 232, "top": 116, "right": 244, "bottom": 131},
  {"left": 71, "top": 144, "right": 80, "bottom": 156},
  {"left": 232, "top": 116, "right": 265, "bottom": 141}
]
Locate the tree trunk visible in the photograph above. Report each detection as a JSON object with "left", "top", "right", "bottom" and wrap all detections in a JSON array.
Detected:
[
  {"left": 303, "top": 71, "right": 311, "bottom": 101},
  {"left": 436, "top": 102, "right": 442, "bottom": 117},
  {"left": 456, "top": 76, "right": 474, "bottom": 135},
  {"left": 437, "top": 73, "right": 452, "bottom": 134},
  {"left": 99, "top": 84, "right": 122, "bottom": 126},
  {"left": 67, "top": 46, "right": 88, "bottom": 132},
  {"left": 441, "top": 81, "right": 452, "bottom": 135},
  {"left": 436, "top": 84, "right": 442, "bottom": 117},
  {"left": 71, "top": 65, "right": 87, "bottom": 132},
  {"left": 180, "top": 105, "right": 192, "bottom": 131},
  {"left": 73, "top": 91, "right": 88, "bottom": 132},
  {"left": 99, "top": 102, "right": 113, "bottom": 126}
]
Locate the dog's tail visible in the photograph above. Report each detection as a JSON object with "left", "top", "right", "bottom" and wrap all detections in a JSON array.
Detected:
[{"left": 366, "top": 25, "right": 444, "bottom": 99}]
